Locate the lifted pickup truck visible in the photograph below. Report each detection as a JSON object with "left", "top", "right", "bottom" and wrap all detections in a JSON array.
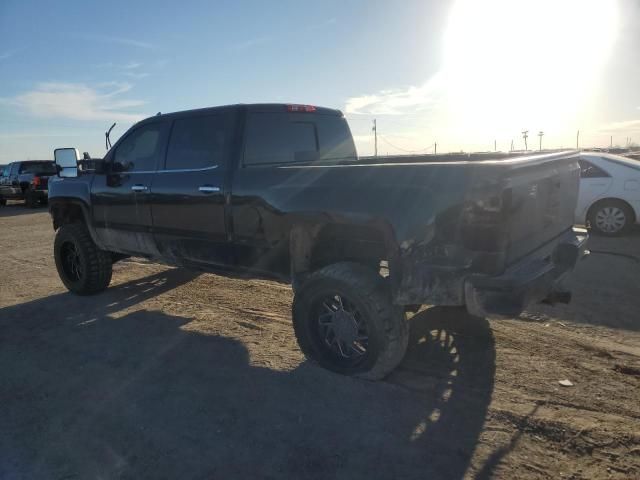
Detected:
[
  {"left": 49, "top": 104, "right": 587, "bottom": 379},
  {"left": 0, "top": 160, "right": 56, "bottom": 207}
]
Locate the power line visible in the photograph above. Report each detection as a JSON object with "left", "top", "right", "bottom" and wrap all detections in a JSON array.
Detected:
[{"left": 378, "top": 135, "right": 435, "bottom": 153}]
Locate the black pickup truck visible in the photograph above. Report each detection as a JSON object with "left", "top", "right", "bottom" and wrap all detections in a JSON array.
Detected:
[
  {"left": 49, "top": 103, "right": 587, "bottom": 379},
  {"left": 0, "top": 160, "right": 56, "bottom": 207}
]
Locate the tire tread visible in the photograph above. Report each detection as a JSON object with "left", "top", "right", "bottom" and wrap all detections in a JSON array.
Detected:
[
  {"left": 54, "top": 223, "right": 112, "bottom": 295},
  {"left": 293, "top": 262, "right": 408, "bottom": 380}
]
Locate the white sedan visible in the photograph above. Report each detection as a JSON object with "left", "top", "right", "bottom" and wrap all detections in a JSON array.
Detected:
[{"left": 576, "top": 152, "right": 640, "bottom": 236}]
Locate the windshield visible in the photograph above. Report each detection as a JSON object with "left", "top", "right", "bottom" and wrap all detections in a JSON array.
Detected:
[{"left": 19, "top": 161, "right": 57, "bottom": 175}]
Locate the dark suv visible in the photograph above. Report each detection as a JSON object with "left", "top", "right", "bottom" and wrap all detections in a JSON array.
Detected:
[{"left": 0, "top": 161, "right": 57, "bottom": 207}]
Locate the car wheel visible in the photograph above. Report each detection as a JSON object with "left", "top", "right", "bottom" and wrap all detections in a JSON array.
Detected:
[
  {"left": 589, "top": 200, "right": 633, "bottom": 236},
  {"left": 292, "top": 262, "right": 409, "bottom": 380},
  {"left": 54, "top": 223, "right": 113, "bottom": 295}
]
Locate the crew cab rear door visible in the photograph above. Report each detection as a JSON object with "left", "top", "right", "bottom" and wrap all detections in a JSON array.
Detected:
[
  {"left": 2, "top": 163, "right": 21, "bottom": 198},
  {"left": 150, "top": 111, "right": 236, "bottom": 266},
  {"left": 92, "top": 120, "right": 169, "bottom": 256},
  {"left": 0, "top": 163, "right": 16, "bottom": 198}
]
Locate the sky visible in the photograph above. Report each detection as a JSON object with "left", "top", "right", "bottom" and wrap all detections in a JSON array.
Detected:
[{"left": 1, "top": 0, "right": 639, "bottom": 161}]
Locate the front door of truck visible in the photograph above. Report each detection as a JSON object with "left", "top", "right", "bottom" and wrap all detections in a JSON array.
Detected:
[
  {"left": 0, "top": 163, "right": 14, "bottom": 199},
  {"left": 91, "top": 121, "right": 169, "bottom": 256},
  {"left": 1, "top": 163, "right": 21, "bottom": 198},
  {"left": 150, "top": 112, "right": 235, "bottom": 266}
]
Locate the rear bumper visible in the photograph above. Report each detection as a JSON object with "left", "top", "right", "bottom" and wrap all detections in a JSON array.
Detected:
[{"left": 464, "top": 227, "right": 588, "bottom": 317}]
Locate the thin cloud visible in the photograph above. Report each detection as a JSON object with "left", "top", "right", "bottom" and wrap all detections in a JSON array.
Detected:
[
  {"left": 232, "top": 36, "right": 270, "bottom": 50},
  {"left": 345, "top": 73, "right": 445, "bottom": 115},
  {"left": 95, "top": 61, "right": 149, "bottom": 80},
  {"left": 72, "top": 33, "right": 154, "bottom": 49},
  {"left": 599, "top": 119, "right": 640, "bottom": 133},
  {"left": 309, "top": 18, "right": 337, "bottom": 30},
  {"left": 0, "top": 50, "right": 18, "bottom": 61},
  {"left": 0, "top": 132, "right": 85, "bottom": 139},
  {"left": 123, "top": 72, "right": 150, "bottom": 79},
  {"left": 1, "top": 82, "right": 147, "bottom": 123},
  {"left": 123, "top": 61, "right": 141, "bottom": 69}
]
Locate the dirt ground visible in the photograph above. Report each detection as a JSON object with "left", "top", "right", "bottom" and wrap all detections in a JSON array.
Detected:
[{"left": 1, "top": 203, "right": 639, "bottom": 480}]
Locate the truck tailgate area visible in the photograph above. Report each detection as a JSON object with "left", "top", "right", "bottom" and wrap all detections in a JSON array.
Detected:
[{"left": 500, "top": 152, "right": 580, "bottom": 265}]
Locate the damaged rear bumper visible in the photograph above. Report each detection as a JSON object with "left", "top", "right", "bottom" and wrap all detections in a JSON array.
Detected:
[{"left": 464, "top": 227, "right": 588, "bottom": 317}]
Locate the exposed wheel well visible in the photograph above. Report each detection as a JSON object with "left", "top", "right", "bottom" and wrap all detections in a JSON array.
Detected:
[
  {"left": 290, "top": 223, "right": 394, "bottom": 285},
  {"left": 50, "top": 202, "right": 87, "bottom": 230},
  {"left": 586, "top": 198, "right": 636, "bottom": 226}
]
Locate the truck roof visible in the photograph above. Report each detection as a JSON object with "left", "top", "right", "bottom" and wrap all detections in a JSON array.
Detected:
[{"left": 140, "top": 103, "right": 343, "bottom": 125}]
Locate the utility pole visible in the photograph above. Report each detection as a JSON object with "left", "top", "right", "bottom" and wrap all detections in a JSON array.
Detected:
[
  {"left": 576, "top": 130, "right": 580, "bottom": 150},
  {"left": 372, "top": 119, "right": 378, "bottom": 157},
  {"left": 522, "top": 130, "right": 529, "bottom": 151},
  {"left": 610, "top": 136, "right": 613, "bottom": 149},
  {"left": 510, "top": 140, "right": 514, "bottom": 152},
  {"left": 494, "top": 139, "right": 497, "bottom": 151},
  {"left": 434, "top": 142, "right": 437, "bottom": 155},
  {"left": 538, "top": 131, "right": 544, "bottom": 151}
]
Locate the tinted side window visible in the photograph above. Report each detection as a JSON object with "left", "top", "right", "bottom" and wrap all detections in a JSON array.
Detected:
[
  {"left": 165, "top": 115, "right": 231, "bottom": 170},
  {"left": 1, "top": 164, "right": 11, "bottom": 176},
  {"left": 115, "top": 123, "right": 167, "bottom": 172},
  {"left": 10, "top": 163, "right": 20, "bottom": 175},
  {"left": 244, "top": 113, "right": 317, "bottom": 165},
  {"left": 579, "top": 159, "right": 610, "bottom": 178}
]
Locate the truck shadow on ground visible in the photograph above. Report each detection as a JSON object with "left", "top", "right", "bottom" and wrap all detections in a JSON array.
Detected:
[{"left": 0, "top": 270, "right": 495, "bottom": 480}]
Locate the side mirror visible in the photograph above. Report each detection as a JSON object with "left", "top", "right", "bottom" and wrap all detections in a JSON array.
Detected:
[{"left": 54, "top": 148, "right": 80, "bottom": 178}]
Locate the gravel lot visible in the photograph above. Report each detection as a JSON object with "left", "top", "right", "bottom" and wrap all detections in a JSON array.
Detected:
[{"left": 1, "top": 203, "right": 639, "bottom": 479}]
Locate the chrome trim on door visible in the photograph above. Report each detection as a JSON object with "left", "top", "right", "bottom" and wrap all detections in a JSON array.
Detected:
[{"left": 125, "top": 165, "right": 219, "bottom": 174}]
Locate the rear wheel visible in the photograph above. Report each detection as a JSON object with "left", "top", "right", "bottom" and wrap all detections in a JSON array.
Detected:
[
  {"left": 54, "top": 223, "right": 113, "bottom": 295},
  {"left": 589, "top": 200, "right": 633, "bottom": 236},
  {"left": 292, "top": 262, "right": 408, "bottom": 380}
]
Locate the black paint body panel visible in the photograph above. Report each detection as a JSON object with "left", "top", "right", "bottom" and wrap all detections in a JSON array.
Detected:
[{"left": 49, "top": 104, "right": 585, "bottom": 313}]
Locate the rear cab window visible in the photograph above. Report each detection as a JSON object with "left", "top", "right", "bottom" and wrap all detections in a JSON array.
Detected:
[
  {"left": 19, "top": 162, "right": 57, "bottom": 175},
  {"left": 243, "top": 110, "right": 356, "bottom": 166}
]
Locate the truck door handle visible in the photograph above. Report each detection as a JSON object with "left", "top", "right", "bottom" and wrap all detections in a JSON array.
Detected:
[
  {"left": 198, "top": 185, "right": 221, "bottom": 194},
  {"left": 131, "top": 184, "right": 148, "bottom": 192}
]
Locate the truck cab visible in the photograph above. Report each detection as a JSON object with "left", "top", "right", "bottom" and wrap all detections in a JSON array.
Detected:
[{"left": 0, "top": 160, "right": 56, "bottom": 207}]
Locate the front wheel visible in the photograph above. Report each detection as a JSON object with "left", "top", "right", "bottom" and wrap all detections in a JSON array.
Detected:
[
  {"left": 54, "top": 223, "right": 113, "bottom": 295},
  {"left": 292, "top": 262, "right": 409, "bottom": 380}
]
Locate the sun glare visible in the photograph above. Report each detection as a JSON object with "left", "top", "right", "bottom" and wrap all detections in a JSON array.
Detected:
[{"left": 441, "top": 0, "right": 618, "bottom": 144}]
